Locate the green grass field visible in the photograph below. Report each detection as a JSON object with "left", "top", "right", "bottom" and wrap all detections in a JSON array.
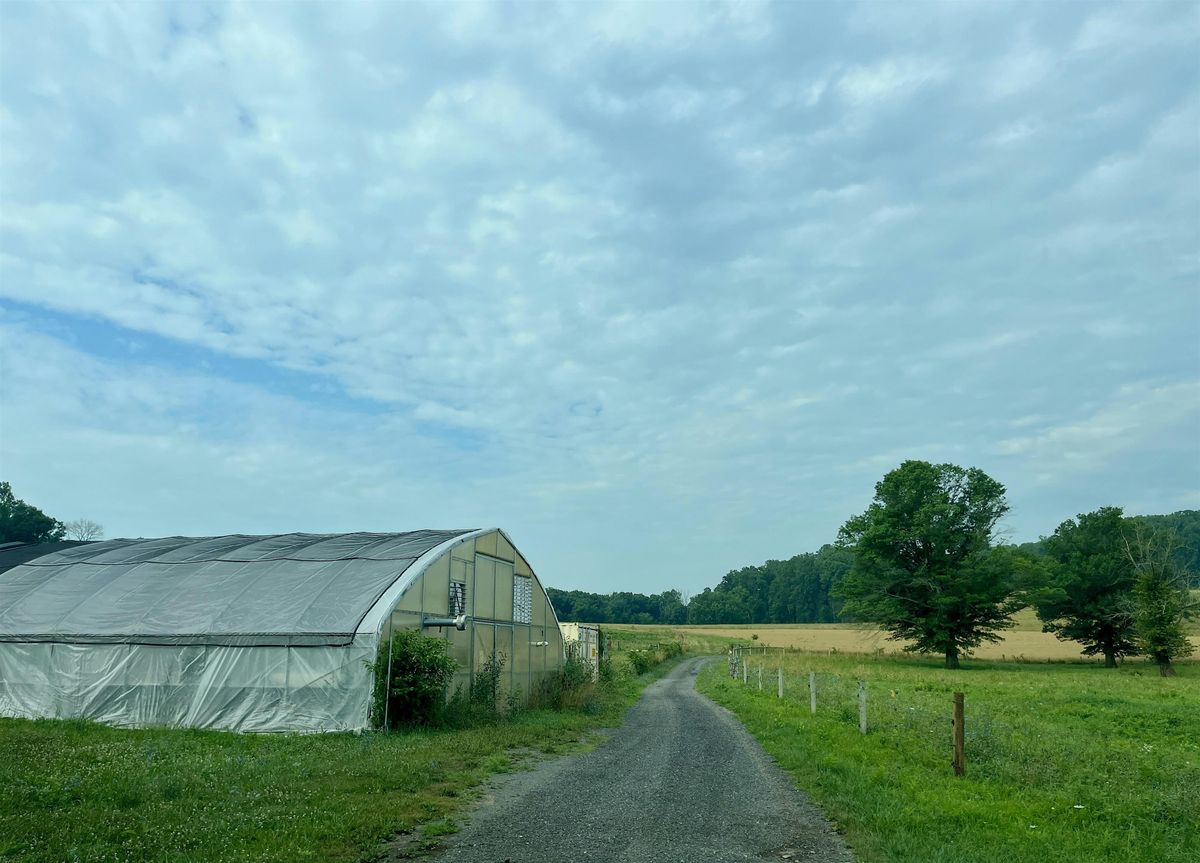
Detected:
[
  {"left": 695, "top": 650, "right": 1199, "bottom": 863},
  {"left": 0, "top": 651, "right": 678, "bottom": 863}
]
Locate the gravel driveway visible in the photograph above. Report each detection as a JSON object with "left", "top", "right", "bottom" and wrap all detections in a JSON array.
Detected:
[{"left": 433, "top": 657, "right": 854, "bottom": 863}]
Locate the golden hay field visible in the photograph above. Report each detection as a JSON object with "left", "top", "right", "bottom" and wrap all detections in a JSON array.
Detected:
[{"left": 608, "top": 609, "right": 1200, "bottom": 662}]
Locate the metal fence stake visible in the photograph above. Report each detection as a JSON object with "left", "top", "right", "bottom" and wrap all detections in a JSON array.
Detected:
[
  {"left": 858, "top": 680, "right": 867, "bottom": 734},
  {"left": 809, "top": 671, "right": 816, "bottom": 714},
  {"left": 953, "top": 692, "right": 965, "bottom": 776},
  {"left": 777, "top": 667, "right": 784, "bottom": 699}
]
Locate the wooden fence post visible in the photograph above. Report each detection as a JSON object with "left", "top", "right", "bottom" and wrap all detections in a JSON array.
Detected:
[
  {"left": 809, "top": 672, "right": 816, "bottom": 714},
  {"left": 953, "top": 692, "right": 965, "bottom": 776},
  {"left": 777, "top": 667, "right": 784, "bottom": 698},
  {"left": 858, "top": 680, "right": 867, "bottom": 734},
  {"left": 742, "top": 661, "right": 748, "bottom": 684},
  {"left": 757, "top": 665, "right": 763, "bottom": 691}
]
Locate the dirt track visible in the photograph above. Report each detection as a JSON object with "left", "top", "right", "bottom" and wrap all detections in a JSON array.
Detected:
[{"left": 433, "top": 657, "right": 853, "bottom": 863}]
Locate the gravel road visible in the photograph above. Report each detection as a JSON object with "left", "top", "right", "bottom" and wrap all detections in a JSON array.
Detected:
[{"left": 433, "top": 657, "right": 854, "bottom": 863}]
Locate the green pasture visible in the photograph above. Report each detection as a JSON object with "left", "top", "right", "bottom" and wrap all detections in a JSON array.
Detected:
[{"left": 697, "top": 651, "right": 1199, "bottom": 863}]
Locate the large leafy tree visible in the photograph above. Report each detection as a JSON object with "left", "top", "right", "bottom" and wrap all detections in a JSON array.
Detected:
[
  {"left": 835, "top": 460, "right": 1019, "bottom": 668},
  {"left": 0, "top": 481, "right": 65, "bottom": 544},
  {"left": 1032, "top": 507, "right": 1138, "bottom": 667},
  {"left": 1124, "top": 524, "right": 1197, "bottom": 677}
]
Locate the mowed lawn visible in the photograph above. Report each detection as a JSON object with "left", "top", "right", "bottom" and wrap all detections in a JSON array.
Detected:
[
  {"left": 0, "top": 663, "right": 669, "bottom": 863},
  {"left": 694, "top": 651, "right": 1200, "bottom": 863},
  {"left": 612, "top": 608, "right": 1200, "bottom": 660}
]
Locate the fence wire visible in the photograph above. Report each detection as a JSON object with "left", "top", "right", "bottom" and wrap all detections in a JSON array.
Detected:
[{"left": 725, "top": 651, "right": 1087, "bottom": 785}]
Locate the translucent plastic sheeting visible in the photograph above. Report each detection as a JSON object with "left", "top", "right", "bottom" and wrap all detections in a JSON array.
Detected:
[
  {"left": 0, "top": 528, "right": 563, "bottom": 733},
  {"left": 0, "top": 637, "right": 375, "bottom": 732},
  {"left": 0, "top": 531, "right": 472, "bottom": 646}
]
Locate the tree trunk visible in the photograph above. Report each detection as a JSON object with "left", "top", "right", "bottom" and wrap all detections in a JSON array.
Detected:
[
  {"left": 945, "top": 646, "right": 960, "bottom": 669},
  {"left": 1156, "top": 652, "right": 1176, "bottom": 677},
  {"left": 1103, "top": 648, "right": 1117, "bottom": 669}
]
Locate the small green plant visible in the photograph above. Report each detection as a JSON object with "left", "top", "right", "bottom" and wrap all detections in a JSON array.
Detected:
[
  {"left": 627, "top": 649, "right": 656, "bottom": 675},
  {"left": 562, "top": 642, "right": 594, "bottom": 689},
  {"left": 472, "top": 652, "right": 507, "bottom": 711},
  {"left": 598, "top": 653, "right": 615, "bottom": 682},
  {"left": 597, "top": 627, "right": 616, "bottom": 682},
  {"left": 505, "top": 686, "right": 525, "bottom": 717},
  {"left": 658, "top": 640, "right": 684, "bottom": 660},
  {"left": 531, "top": 644, "right": 598, "bottom": 711},
  {"left": 368, "top": 629, "right": 457, "bottom": 729},
  {"left": 442, "top": 652, "right": 520, "bottom": 727}
]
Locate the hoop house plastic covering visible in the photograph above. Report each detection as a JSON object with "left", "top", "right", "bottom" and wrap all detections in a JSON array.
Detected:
[{"left": 0, "top": 530, "right": 473, "bottom": 732}]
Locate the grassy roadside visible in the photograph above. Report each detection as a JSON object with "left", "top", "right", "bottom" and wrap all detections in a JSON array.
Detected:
[
  {"left": 0, "top": 656, "right": 682, "bottom": 863},
  {"left": 696, "top": 652, "right": 1199, "bottom": 863}
]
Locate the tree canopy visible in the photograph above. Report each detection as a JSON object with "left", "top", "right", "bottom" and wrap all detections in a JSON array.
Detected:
[
  {"left": 1124, "top": 522, "right": 1197, "bottom": 677},
  {"left": 547, "top": 545, "right": 853, "bottom": 627},
  {"left": 0, "top": 481, "right": 65, "bottom": 545},
  {"left": 686, "top": 545, "right": 853, "bottom": 625},
  {"left": 835, "top": 460, "right": 1021, "bottom": 668},
  {"left": 64, "top": 519, "right": 105, "bottom": 541},
  {"left": 1032, "top": 506, "right": 1138, "bottom": 667},
  {"left": 546, "top": 588, "right": 689, "bottom": 626}
]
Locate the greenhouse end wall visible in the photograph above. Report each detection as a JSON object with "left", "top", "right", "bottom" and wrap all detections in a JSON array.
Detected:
[{"left": 379, "top": 530, "right": 565, "bottom": 709}]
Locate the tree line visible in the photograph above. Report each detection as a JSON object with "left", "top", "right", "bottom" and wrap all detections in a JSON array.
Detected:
[
  {"left": 546, "top": 588, "right": 690, "bottom": 626},
  {"left": 833, "top": 461, "right": 1196, "bottom": 675},
  {"left": 547, "top": 545, "right": 856, "bottom": 628},
  {"left": 555, "top": 463, "right": 1198, "bottom": 677}
]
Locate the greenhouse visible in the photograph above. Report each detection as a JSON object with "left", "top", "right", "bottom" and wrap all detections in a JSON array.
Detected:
[{"left": 0, "top": 529, "right": 564, "bottom": 732}]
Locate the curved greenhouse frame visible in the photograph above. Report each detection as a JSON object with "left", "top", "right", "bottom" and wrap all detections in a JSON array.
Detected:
[{"left": 0, "top": 529, "right": 564, "bottom": 732}]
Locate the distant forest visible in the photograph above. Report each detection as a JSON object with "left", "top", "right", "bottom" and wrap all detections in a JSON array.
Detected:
[{"left": 547, "top": 510, "right": 1200, "bottom": 626}]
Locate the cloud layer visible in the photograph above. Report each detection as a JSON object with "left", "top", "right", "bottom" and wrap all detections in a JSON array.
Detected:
[{"left": 2, "top": 1, "right": 1198, "bottom": 591}]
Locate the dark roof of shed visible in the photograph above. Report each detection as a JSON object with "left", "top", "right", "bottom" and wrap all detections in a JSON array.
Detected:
[
  {"left": 0, "top": 541, "right": 93, "bottom": 576},
  {"left": 0, "top": 530, "right": 475, "bottom": 647}
]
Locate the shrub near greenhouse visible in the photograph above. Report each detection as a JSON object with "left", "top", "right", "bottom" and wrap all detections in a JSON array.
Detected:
[
  {"left": 627, "top": 641, "right": 684, "bottom": 675},
  {"left": 368, "top": 629, "right": 671, "bottom": 728},
  {"left": 368, "top": 629, "right": 458, "bottom": 728}
]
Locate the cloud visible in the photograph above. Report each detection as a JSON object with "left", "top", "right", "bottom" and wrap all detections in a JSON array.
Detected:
[
  {"left": 996, "top": 381, "right": 1200, "bottom": 480},
  {"left": 837, "top": 57, "right": 947, "bottom": 105},
  {"left": 1, "top": 0, "right": 1197, "bottom": 591}
]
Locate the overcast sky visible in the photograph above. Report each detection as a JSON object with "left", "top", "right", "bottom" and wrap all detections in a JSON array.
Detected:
[{"left": 1, "top": 1, "right": 1197, "bottom": 594}]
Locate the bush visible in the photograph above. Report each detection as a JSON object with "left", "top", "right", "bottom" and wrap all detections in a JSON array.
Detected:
[
  {"left": 627, "top": 649, "right": 656, "bottom": 675},
  {"left": 626, "top": 640, "right": 684, "bottom": 675},
  {"left": 562, "top": 642, "right": 594, "bottom": 690},
  {"left": 659, "top": 640, "right": 684, "bottom": 660},
  {"left": 530, "top": 644, "right": 599, "bottom": 711},
  {"left": 598, "top": 652, "right": 616, "bottom": 682},
  {"left": 368, "top": 629, "right": 457, "bottom": 729},
  {"left": 442, "top": 652, "right": 509, "bottom": 727},
  {"left": 472, "top": 652, "right": 507, "bottom": 712}
]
